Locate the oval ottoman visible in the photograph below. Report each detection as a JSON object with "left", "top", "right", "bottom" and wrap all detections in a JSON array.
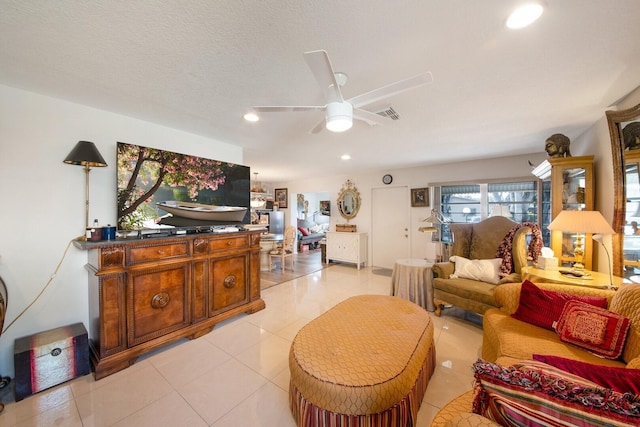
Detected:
[{"left": 289, "top": 295, "right": 435, "bottom": 427}]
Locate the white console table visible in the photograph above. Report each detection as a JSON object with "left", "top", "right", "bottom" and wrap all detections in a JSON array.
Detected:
[{"left": 325, "top": 231, "right": 368, "bottom": 269}]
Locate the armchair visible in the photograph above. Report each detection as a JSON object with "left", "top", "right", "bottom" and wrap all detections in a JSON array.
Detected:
[{"left": 431, "top": 216, "right": 533, "bottom": 316}]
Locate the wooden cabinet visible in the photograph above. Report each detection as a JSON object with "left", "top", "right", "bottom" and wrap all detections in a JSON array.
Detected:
[
  {"left": 532, "top": 155, "right": 594, "bottom": 269},
  {"left": 77, "top": 231, "right": 264, "bottom": 379},
  {"left": 326, "top": 231, "right": 368, "bottom": 269}
]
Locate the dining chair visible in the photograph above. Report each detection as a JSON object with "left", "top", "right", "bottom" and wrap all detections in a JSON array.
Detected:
[{"left": 270, "top": 225, "right": 296, "bottom": 272}]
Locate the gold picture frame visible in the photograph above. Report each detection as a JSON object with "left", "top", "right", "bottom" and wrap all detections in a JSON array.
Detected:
[
  {"left": 411, "top": 187, "right": 429, "bottom": 207},
  {"left": 274, "top": 188, "right": 288, "bottom": 208}
]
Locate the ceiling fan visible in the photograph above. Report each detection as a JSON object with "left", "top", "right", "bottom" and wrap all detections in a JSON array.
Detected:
[{"left": 251, "top": 50, "right": 433, "bottom": 134}]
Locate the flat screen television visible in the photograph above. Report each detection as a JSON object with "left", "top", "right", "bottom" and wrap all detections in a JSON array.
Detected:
[{"left": 117, "top": 142, "right": 250, "bottom": 233}]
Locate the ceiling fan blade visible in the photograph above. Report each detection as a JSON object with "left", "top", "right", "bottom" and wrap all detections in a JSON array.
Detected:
[
  {"left": 309, "top": 117, "right": 326, "bottom": 134},
  {"left": 304, "top": 50, "right": 344, "bottom": 103},
  {"left": 348, "top": 72, "right": 433, "bottom": 109},
  {"left": 252, "top": 105, "right": 325, "bottom": 112},
  {"left": 353, "top": 108, "right": 393, "bottom": 126}
]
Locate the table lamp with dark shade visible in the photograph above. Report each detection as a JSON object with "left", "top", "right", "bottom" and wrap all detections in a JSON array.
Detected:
[{"left": 63, "top": 141, "right": 107, "bottom": 238}]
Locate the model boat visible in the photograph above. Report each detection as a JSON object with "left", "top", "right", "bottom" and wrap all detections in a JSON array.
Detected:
[{"left": 157, "top": 201, "right": 247, "bottom": 222}]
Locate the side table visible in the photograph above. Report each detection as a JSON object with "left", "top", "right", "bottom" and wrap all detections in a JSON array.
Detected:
[
  {"left": 522, "top": 266, "right": 624, "bottom": 289},
  {"left": 391, "top": 258, "right": 435, "bottom": 311},
  {"left": 259, "top": 234, "right": 283, "bottom": 271}
]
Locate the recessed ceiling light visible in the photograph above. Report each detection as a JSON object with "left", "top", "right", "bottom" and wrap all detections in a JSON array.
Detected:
[
  {"left": 341, "top": 154, "right": 351, "bottom": 160},
  {"left": 243, "top": 112, "right": 259, "bottom": 122},
  {"left": 506, "top": 3, "right": 544, "bottom": 29}
]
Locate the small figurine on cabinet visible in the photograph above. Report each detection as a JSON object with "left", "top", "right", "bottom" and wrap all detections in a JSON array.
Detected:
[{"left": 544, "top": 133, "right": 571, "bottom": 158}]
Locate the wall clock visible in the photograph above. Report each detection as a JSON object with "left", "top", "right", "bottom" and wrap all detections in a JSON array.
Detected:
[{"left": 382, "top": 174, "right": 393, "bottom": 185}]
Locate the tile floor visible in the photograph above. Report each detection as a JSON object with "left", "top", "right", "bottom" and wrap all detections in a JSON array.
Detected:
[{"left": 0, "top": 264, "right": 482, "bottom": 427}]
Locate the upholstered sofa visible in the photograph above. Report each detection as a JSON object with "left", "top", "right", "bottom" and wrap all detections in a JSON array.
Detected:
[
  {"left": 430, "top": 281, "right": 640, "bottom": 426},
  {"left": 296, "top": 219, "right": 328, "bottom": 251},
  {"left": 431, "top": 216, "right": 534, "bottom": 316}
]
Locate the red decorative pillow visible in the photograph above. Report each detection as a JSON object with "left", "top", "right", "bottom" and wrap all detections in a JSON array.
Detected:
[
  {"left": 554, "top": 300, "right": 631, "bottom": 359},
  {"left": 512, "top": 280, "right": 608, "bottom": 330},
  {"left": 533, "top": 354, "right": 640, "bottom": 394},
  {"left": 297, "top": 226, "right": 309, "bottom": 236}
]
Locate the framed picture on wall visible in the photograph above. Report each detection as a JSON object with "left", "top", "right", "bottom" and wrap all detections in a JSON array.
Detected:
[
  {"left": 320, "top": 200, "right": 330, "bottom": 216},
  {"left": 411, "top": 188, "right": 429, "bottom": 207},
  {"left": 275, "top": 188, "right": 288, "bottom": 208}
]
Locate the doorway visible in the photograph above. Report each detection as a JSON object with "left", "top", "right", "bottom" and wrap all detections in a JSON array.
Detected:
[{"left": 372, "top": 186, "right": 410, "bottom": 269}]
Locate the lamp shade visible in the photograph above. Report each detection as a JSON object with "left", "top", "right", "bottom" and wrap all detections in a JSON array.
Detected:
[
  {"left": 547, "top": 210, "right": 615, "bottom": 234},
  {"left": 63, "top": 141, "right": 107, "bottom": 167},
  {"left": 422, "top": 209, "right": 445, "bottom": 225}
]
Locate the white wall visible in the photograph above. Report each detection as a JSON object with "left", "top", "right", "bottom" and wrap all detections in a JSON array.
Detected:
[
  {"left": 0, "top": 85, "right": 243, "bottom": 376},
  {"left": 272, "top": 151, "right": 550, "bottom": 262}
]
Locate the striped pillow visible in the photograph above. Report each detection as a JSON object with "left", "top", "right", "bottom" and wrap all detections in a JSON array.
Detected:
[{"left": 472, "top": 359, "right": 640, "bottom": 426}]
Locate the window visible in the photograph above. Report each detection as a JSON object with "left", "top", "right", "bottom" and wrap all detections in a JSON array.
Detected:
[{"left": 434, "top": 180, "right": 539, "bottom": 243}]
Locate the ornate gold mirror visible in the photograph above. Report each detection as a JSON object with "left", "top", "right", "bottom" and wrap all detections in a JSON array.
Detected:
[
  {"left": 607, "top": 102, "right": 640, "bottom": 278},
  {"left": 337, "top": 179, "right": 361, "bottom": 221}
]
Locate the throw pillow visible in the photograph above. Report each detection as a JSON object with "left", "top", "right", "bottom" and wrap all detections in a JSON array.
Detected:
[
  {"left": 554, "top": 300, "right": 631, "bottom": 359},
  {"left": 297, "top": 226, "right": 310, "bottom": 236},
  {"left": 472, "top": 359, "right": 640, "bottom": 426},
  {"left": 449, "top": 256, "right": 502, "bottom": 284},
  {"left": 512, "top": 280, "right": 608, "bottom": 330},
  {"left": 533, "top": 354, "right": 640, "bottom": 394}
]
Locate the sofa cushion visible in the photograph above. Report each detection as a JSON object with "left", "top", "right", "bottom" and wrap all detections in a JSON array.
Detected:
[
  {"left": 450, "top": 256, "right": 502, "bottom": 284},
  {"left": 297, "top": 226, "right": 310, "bottom": 236},
  {"left": 533, "top": 354, "right": 640, "bottom": 394},
  {"left": 554, "top": 300, "right": 631, "bottom": 359},
  {"left": 482, "top": 308, "right": 627, "bottom": 368},
  {"left": 472, "top": 359, "right": 640, "bottom": 426},
  {"left": 608, "top": 283, "right": 640, "bottom": 365},
  {"left": 467, "top": 218, "right": 514, "bottom": 260},
  {"left": 512, "top": 280, "right": 608, "bottom": 331},
  {"left": 433, "top": 277, "right": 498, "bottom": 308},
  {"left": 297, "top": 219, "right": 315, "bottom": 229}
]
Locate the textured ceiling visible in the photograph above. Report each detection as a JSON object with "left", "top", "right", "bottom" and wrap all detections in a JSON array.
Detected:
[{"left": 2, "top": 0, "right": 640, "bottom": 182}]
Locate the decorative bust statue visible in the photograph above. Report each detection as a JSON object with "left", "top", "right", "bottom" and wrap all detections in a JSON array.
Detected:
[
  {"left": 623, "top": 122, "right": 640, "bottom": 150},
  {"left": 544, "top": 133, "right": 571, "bottom": 158}
]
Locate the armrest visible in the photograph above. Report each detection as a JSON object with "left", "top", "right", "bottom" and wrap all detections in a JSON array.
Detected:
[
  {"left": 511, "top": 226, "right": 531, "bottom": 274},
  {"left": 494, "top": 281, "right": 616, "bottom": 314},
  {"left": 432, "top": 262, "right": 454, "bottom": 279}
]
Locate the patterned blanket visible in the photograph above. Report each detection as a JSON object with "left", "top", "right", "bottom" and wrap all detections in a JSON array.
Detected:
[{"left": 495, "top": 222, "right": 543, "bottom": 276}]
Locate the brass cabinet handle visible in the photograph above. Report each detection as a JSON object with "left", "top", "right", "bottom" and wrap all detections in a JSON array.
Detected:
[
  {"left": 223, "top": 275, "right": 237, "bottom": 289},
  {"left": 151, "top": 292, "right": 170, "bottom": 308}
]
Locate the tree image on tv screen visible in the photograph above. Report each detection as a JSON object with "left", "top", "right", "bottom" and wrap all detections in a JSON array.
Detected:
[{"left": 117, "top": 143, "right": 236, "bottom": 230}]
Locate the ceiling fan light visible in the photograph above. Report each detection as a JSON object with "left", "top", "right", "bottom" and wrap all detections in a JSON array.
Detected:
[
  {"left": 506, "top": 3, "right": 544, "bottom": 29},
  {"left": 326, "top": 102, "right": 353, "bottom": 132},
  {"left": 243, "top": 112, "right": 259, "bottom": 122}
]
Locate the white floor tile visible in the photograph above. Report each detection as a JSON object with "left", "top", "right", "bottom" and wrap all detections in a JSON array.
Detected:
[
  {"left": 211, "top": 382, "right": 296, "bottom": 427},
  {"left": 110, "top": 391, "right": 208, "bottom": 427},
  {"left": 176, "top": 358, "right": 268, "bottom": 425},
  {"left": 75, "top": 364, "right": 174, "bottom": 427}
]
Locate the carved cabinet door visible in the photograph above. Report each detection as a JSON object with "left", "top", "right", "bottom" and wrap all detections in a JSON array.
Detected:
[
  {"left": 209, "top": 255, "right": 249, "bottom": 315},
  {"left": 127, "top": 262, "right": 191, "bottom": 347}
]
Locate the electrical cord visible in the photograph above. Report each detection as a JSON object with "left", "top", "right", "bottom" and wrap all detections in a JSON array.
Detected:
[{"left": 1, "top": 239, "right": 74, "bottom": 334}]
